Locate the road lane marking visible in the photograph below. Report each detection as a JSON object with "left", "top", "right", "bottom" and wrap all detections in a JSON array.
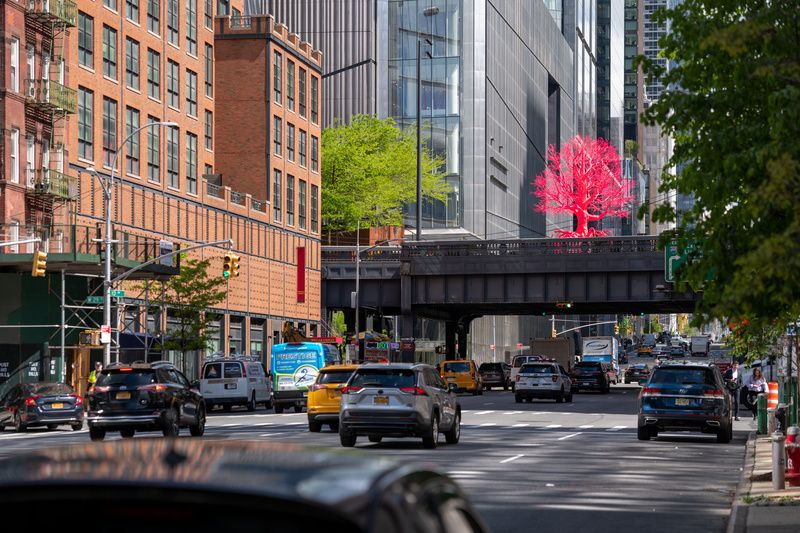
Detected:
[
  {"left": 474, "top": 410, "right": 494, "bottom": 415},
  {"left": 503, "top": 411, "right": 523, "bottom": 415},
  {"left": 512, "top": 423, "right": 530, "bottom": 428},
  {"left": 546, "top": 424, "right": 562, "bottom": 429},
  {"left": 259, "top": 433, "right": 277, "bottom": 437},
  {"left": 223, "top": 423, "right": 240, "bottom": 427},
  {"left": 500, "top": 454, "right": 524, "bottom": 464},
  {"left": 558, "top": 432, "right": 582, "bottom": 440},
  {"left": 607, "top": 425, "right": 627, "bottom": 431},
  {"left": 480, "top": 423, "right": 497, "bottom": 427},
  {"left": 579, "top": 424, "right": 594, "bottom": 429},
  {"left": 255, "top": 422, "right": 273, "bottom": 426},
  {"left": 286, "top": 422, "right": 304, "bottom": 426}
]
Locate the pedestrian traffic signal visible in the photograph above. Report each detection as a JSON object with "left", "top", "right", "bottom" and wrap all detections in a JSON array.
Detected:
[
  {"left": 31, "top": 250, "right": 47, "bottom": 277},
  {"left": 230, "top": 254, "right": 240, "bottom": 277}
]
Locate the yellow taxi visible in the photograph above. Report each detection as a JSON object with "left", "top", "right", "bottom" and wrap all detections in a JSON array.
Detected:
[
  {"left": 440, "top": 360, "right": 483, "bottom": 395},
  {"left": 307, "top": 364, "right": 360, "bottom": 432}
]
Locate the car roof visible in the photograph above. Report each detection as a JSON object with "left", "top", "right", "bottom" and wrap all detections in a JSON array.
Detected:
[
  {"left": 104, "top": 361, "right": 174, "bottom": 371},
  {"left": 357, "top": 362, "right": 431, "bottom": 371},
  {"left": 319, "top": 364, "right": 360, "bottom": 372}
]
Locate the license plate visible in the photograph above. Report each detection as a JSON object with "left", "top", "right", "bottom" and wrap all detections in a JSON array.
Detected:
[
  {"left": 51, "top": 403, "right": 64, "bottom": 409},
  {"left": 225, "top": 383, "right": 238, "bottom": 390},
  {"left": 447, "top": 377, "right": 456, "bottom": 382},
  {"left": 373, "top": 395, "right": 389, "bottom": 405},
  {"left": 116, "top": 392, "right": 131, "bottom": 400},
  {"left": 675, "top": 398, "right": 691, "bottom": 406},
  {"left": 303, "top": 392, "right": 308, "bottom": 397}
]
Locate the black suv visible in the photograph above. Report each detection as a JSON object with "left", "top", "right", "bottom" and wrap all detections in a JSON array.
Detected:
[
  {"left": 478, "top": 362, "right": 511, "bottom": 390},
  {"left": 86, "top": 361, "right": 206, "bottom": 441}
]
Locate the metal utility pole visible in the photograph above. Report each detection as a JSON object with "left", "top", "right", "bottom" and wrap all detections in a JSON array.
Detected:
[{"left": 415, "top": 6, "right": 438, "bottom": 241}]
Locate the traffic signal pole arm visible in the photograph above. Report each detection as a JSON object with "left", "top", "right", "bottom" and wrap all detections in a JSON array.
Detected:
[
  {"left": 111, "top": 238, "right": 233, "bottom": 284},
  {"left": 555, "top": 320, "right": 618, "bottom": 336}
]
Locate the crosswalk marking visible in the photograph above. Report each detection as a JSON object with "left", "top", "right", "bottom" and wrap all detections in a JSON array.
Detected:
[
  {"left": 558, "top": 433, "right": 582, "bottom": 441},
  {"left": 474, "top": 410, "right": 495, "bottom": 415},
  {"left": 607, "top": 425, "right": 627, "bottom": 431},
  {"left": 512, "top": 423, "right": 530, "bottom": 428}
]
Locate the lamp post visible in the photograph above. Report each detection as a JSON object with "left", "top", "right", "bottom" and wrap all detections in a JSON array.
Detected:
[
  {"left": 416, "top": 5, "right": 439, "bottom": 241},
  {"left": 88, "top": 121, "right": 178, "bottom": 365}
]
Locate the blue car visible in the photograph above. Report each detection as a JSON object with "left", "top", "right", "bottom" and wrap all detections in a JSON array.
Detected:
[{"left": 0, "top": 382, "right": 84, "bottom": 432}]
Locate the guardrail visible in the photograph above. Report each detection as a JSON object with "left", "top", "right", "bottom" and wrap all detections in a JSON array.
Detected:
[{"left": 230, "top": 15, "right": 252, "bottom": 28}]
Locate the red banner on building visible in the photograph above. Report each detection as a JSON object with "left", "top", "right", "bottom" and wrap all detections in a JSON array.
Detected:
[{"left": 297, "top": 246, "right": 306, "bottom": 303}]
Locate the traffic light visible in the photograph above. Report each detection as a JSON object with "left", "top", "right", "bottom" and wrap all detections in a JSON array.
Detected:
[
  {"left": 551, "top": 327, "right": 557, "bottom": 338},
  {"left": 555, "top": 302, "right": 573, "bottom": 310},
  {"left": 614, "top": 323, "right": 620, "bottom": 335},
  {"left": 31, "top": 250, "right": 47, "bottom": 277},
  {"left": 223, "top": 254, "right": 233, "bottom": 278},
  {"left": 230, "top": 254, "right": 240, "bottom": 277}
]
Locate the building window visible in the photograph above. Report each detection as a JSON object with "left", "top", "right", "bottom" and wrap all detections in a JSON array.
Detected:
[
  {"left": 186, "top": 0, "right": 197, "bottom": 56},
  {"left": 10, "top": 129, "right": 19, "bottom": 183},
  {"left": 299, "top": 67, "right": 306, "bottom": 117},
  {"left": 311, "top": 184, "right": 319, "bottom": 233},
  {"left": 103, "top": 97, "right": 118, "bottom": 168},
  {"left": 287, "top": 60, "right": 295, "bottom": 111},
  {"left": 186, "top": 69, "right": 197, "bottom": 116},
  {"left": 126, "top": 107, "right": 140, "bottom": 175},
  {"left": 125, "top": 38, "right": 140, "bottom": 90},
  {"left": 186, "top": 133, "right": 197, "bottom": 194},
  {"left": 287, "top": 124, "right": 295, "bottom": 161},
  {"left": 78, "top": 13, "right": 93, "bottom": 68},
  {"left": 26, "top": 135, "right": 35, "bottom": 186},
  {"left": 286, "top": 175, "right": 295, "bottom": 226},
  {"left": 299, "top": 129, "right": 307, "bottom": 167},
  {"left": 147, "top": 49, "right": 160, "bottom": 99},
  {"left": 147, "top": 0, "right": 160, "bottom": 34},
  {"left": 102, "top": 26, "right": 117, "bottom": 79},
  {"left": 78, "top": 87, "right": 94, "bottom": 160},
  {"left": 26, "top": 44, "right": 35, "bottom": 82},
  {"left": 299, "top": 179, "right": 307, "bottom": 229},
  {"left": 311, "top": 135, "right": 319, "bottom": 172},
  {"left": 273, "top": 170, "right": 282, "bottom": 222},
  {"left": 126, "top": 0, "right": 139, "bottom": 22},
  {"left": 147, "top": 116, "right": 160, "bottom": 183},
  {"left": 204, "top": 43, "right": 213, "bottom": 97},
  {"left": 167, "top": 0, "right": 179, "bottom": 45},
  {"left": 167, "top": 126, "right": 179, "bottom": 188},
  {"left": 10, "top": 37, "right": 19, "bottom": 92},
  {"left": 167, "top": 60, "right": 179, "bottom": 108},
  {"left": 204, "top": 0, "right": 213, "bottom": 29},
  {"left": 205, "top": 110, "right": 213, "bottom": 150},
  {"left": 311, "top": 76, "right": 319, "bottom": 124},
  {"left": 273, "top": 51, "right": 281, "bottom": 104},
  {"left": 273, "top": 116, "right": 282, "bottom": 155},
  {"left": 105, "top": 0, "right": 117, "bottom": 10}
]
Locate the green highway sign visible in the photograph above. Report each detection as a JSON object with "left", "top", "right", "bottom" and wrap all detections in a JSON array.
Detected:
[
  {"left": 665, "top": 240, "right": 702, "bottom": 283},
  {"left": 86, "top": 296, "right": 104, "bottom": 304},
  {"left": 112, "top": 290, "right": 125, "bottom": 297}
]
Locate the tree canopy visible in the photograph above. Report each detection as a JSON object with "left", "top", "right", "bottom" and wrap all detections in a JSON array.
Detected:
[
  {"left": 640, "top": 1, "right": 800, "bottom": 327},
  {"left": 321, "top": 115, "right": 449, "bottom": 231}
]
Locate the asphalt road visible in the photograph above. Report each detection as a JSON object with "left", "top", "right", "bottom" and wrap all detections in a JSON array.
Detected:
[{"left": 0, "top": 378, "right": 750, "bottom": 533}]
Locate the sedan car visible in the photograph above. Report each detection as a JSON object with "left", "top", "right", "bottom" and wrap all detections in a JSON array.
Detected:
[
  {"left": 0, "top": 382, "right": 83, "bottom": 432},
  {"left": 0, "top": 439, "right": 489, "bottom": 533},
  {"left": 637, "top": 362, "right": 732, "bottom": 443},
  {"left": 623, "top": 364, "right": 651, "bottom": 384},
  {"left": 478, "top": 362, "right": 511, "bottom": 390}
]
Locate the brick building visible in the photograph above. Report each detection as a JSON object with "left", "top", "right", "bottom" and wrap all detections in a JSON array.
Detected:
[{"left": 0, "top": 1, "right": 323, "bottom": 384}]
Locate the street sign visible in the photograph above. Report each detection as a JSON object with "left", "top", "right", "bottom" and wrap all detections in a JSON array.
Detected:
[
  {"left": 100, "top": 325, "right": 111, "bottom": 344},
  {"left": 111, "top": 290, "right": 125, "bottom": 297},
  {"left": 665, "top": 241, "right": 684, "bottom": 283},
  {"left": 86, "top": 296, "right": 104, "bottom": 304}
]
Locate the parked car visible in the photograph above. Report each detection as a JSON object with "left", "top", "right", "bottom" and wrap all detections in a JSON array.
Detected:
[
  {"left": 86, "top": 361, "right": 206, "bottom": 441},
  {"left": 440, "top": 360, "right": 482, "bottom": 395},
  {"left": 0, "top": 439, "right": 489, "bottom": 533},
  {"left": 339, "top": 363, "right": 461, "bottom": 449},
  {"left": 571, "top": 361, "right": 615, "bottom": 393},
  {"left": 623, "top": 364, "right": 651, "bottom": 384},
  {"left": 514, "top": 362, "right": 573, "bottom": 403},
  {"left": 478, "top": 362, "right": 511, "bottom": 391},
  {"left": 510, "top": 354, "right": 545, "bottom": 391},
  {"left": 0, "top": 382, "right": 83, "bottom": 432},
  {"left": 200, "top": 357, "right": 272, "bottom": 412},
  {"left": 668, "top": 345, "right": 686, "bottom": 358},
  {"left": 306, "top": 364, "right": 359, "bottom": 432},
  {"left": 637, "top": 362, "right": 732, "bottom": 443}
]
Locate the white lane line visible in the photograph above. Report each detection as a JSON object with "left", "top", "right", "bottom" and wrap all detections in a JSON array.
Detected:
[
  {"left": 255, "top": 422, "right": 273, "bottom": 426},
  {"left": 473, "top": 410, "right": 494, "bottom": 415},
  {"left": 223, "top": 423, "right": 240, "bottom": 427},
  {"left": 503, "top": 411, "right": 523, "bottom": 415},
  {"left": 607, "top": 425, "right": 627, "bottom": 431},
  {"left": 480, "top": 423, "right": 497, "bottom": 427},
  {"left": 578, "top": 424, "right": 594, "bottom": 429},
  {"left": 558, "top": 432, "right": 582, "bottom": 441},
  {"left": 512, "top": 423, "right": 530, "bottom": 428},
  {"left": 546, "top": 424, "right": 562, "bottom": 429},
  {"left": 286, "top": 422, "right": 304, "bottom": 426},
  {"left": 259, "top": 433, "right": 278, "bottom": 437},
  {"left": 500, "top": 454, "right": 524, "bottom": 464}
]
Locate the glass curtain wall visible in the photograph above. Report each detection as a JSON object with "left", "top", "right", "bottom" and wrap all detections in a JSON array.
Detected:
[{"left": 388, "top": 0, "right": 462, "bottom": 229}]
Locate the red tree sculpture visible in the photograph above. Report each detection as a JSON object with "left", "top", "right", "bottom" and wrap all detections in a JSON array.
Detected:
[{"left": 533, "top": 136, "right": 632, "bottom": 237}]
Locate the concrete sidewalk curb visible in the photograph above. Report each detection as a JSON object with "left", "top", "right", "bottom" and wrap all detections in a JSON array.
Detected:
[{"left": 727, "top": 431, "right": 757, "bottom": 533}]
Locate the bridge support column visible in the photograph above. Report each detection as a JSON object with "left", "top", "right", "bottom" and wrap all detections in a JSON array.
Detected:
[
  {"left": 457, "top": 325, "right": 468, "bottom": 359},
  {"left": 445, "top": 321, "right": 457, "bottom": 359}
]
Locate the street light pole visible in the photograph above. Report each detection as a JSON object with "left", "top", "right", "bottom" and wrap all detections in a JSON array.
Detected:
[{"left": 415, "top": 6, "right": 439, "bottom": 241}]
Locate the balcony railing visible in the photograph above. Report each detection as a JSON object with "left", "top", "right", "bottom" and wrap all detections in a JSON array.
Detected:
[
  {"left": 206, "top": 182, "right": 223, "bottom": 199},
  {"left": 30, "top": 169, "right": 78, "bottom": 200},
  {"left": 26, "top": 0, "right": 77, "bottom": 27},
  {"left": 25, "top": 79, "right": 77, "bottom": 114},
  {"left": 230, "top": 15, "right": 252, "bottom": 28},
  {"left": 229, "top": 190, "right": 245, "bottom": 206},
  {"left": 251, "top": 198, "right": 267, "bottom": 212}
]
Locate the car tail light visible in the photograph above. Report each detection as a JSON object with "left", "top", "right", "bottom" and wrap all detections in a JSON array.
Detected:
[
  {"left": 704, "top": 388, "right": 724, "bottom": 398},
  {"left": 400, "top": 387, "right": 427, "bottom": 396},
  {"left": 309, "top": 383, "right": 324, "bottom": 392},
  {"left": 551, "top": 375, "right": 558, "bottom": 382},
  {"left": 119, "top": 368, "right": 133, "bottom": 372},
  {"left": 93, "top": 386, "right": 110, "bottom": 393},
  {"left": 242, "top": 365, "right": 248, "bottom": 378},
  {"left": 71, "top": 394, "right": 83, "bottom": 406},
  {"left": 341, "top": 386, "right": 362, "bottom": 394},
  {"left": 139, "top": 384, "right": 167, "bottom": 393},
  {"left": 641, "top": 387, "right": 662, "bottom": 396},
  {"left": 24, "top": 395, "right": 40, "bottom": 407}
]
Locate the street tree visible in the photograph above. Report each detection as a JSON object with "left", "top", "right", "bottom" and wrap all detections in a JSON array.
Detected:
[
  {"left": 321, "top": 115, "right": 449, "bottom": 232},
  {"left": 533, "top": 136, "right": 633, "bottom": 237},
  {"left": 639, "top": 1, "right": 800, "bottom": 327}
]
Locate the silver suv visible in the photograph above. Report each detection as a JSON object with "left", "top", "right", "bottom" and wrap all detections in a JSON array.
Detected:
[{"left": 339, "top": 363, "right": 461, "bottom": 449}]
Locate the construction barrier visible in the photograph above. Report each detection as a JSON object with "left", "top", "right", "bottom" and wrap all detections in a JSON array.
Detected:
[{"left": 768, "top": 381, "right": 779, "bottom": 409}]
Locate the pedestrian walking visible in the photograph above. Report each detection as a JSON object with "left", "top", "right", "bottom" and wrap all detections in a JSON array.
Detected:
[
  {"left": 88, "top": 361, "right": 103, "bottom": 393},
  {"left": 724, "top": 361, "right": 742, "bottom": 421},
  {"left": 743, "top": 367, "right": 768, "bottom": 419}
]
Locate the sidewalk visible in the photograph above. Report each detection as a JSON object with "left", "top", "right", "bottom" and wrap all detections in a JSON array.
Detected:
[{"left": 728, "top": 432, "right": 800, "bottom": 533}]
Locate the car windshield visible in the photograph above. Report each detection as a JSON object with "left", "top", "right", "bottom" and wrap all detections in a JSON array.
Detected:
[
  {"left": 513, "top": 356, "right": 540, "bottom": 367},
  {"left": 28, "top": 383, "right": 73, "bottom": 396},
  {"left": 317, "top": 370, "right": 355, "bottom": 384},
  {"left": 630, "top": 364, "right": 649, "bottom": 370},
  {"left": 443, "top": 362, "right": 470, "bottom": 373},
  {"left": 350, "top": 369, "right": 416, "bottom": 389},
  {"left": 651, "top": 368, "right": 716, "bottom": 386},
  {"left": 574, "top": 363, "right": 602, "bottom": 372},
  {"left": 520, "top": 364, "right": 555, "bottom": 374},
  {"left": 479, "top": 363, "right": 502, "bottom": 371},
  {"left": 96, "top": 370, "right": 156, "bottom": 387}
]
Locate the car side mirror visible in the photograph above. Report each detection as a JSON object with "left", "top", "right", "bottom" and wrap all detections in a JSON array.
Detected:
[
  {"left": 191, "top": 380, "right": 200, "bottom": 389},
  {"left": 448, "top": 383, "right": 458, "bottom": 393}
]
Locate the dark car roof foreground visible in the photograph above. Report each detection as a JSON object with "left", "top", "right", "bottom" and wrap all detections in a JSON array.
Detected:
[{"left": 0, "top": 439, "right": 487, "bottom": 533}]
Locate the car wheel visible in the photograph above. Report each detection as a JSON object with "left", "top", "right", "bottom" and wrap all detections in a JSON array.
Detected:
[
  {"left": 556, "top": 388, "right": 565, "bottom": 403},
  {"left": 603, "top": 381, "right": 611, "bottom": 394},
  {"left": 511, "top": 383, "right": 516, "bottom": 393},
  {"left": 717, "top": 422, "right": 733, "bottom": 444},
  {"left": 422, "top": 413, "right": 439, "bottom": 449},
  {"left": 477, "top": 387, "right": 483, "bottom": 396},
  {"left": 161, "top": 409, "right": 180, "bottom": 438},
  {"left": 47, "top": 424, "right": 59, "bottom": 430},
  {"left": 71, "top": 422, "right": 83, "bottom": 431},
  {"left": 89, "top": 426, "right": 106, "bottom": 441},
  {"left": 368, "top": 435, "right": 383, "bottom": 443},
  {"left": 566, "top": 390, "right": 574, "bottom": 403},
  {"left": 308, "top": 419, "right": 322, "bottom": 433},
  {"left": 223, "top": 404, "right": 232, "bottom": 413},
  {"left": 190, "top": 405, "right": 206, "bottom": 437},
  {"left": 339, "top": 430, "right": 357, "bottom": 447},
  {"left": 637, "top": 426, "right": 651, "bottom": 441},
  {"left": 515, "top": 395, "right": 522, "bottom": 404},
  {"left": 120, "top": 428, "right": 135, "bottom": 438},
  {"left": 247, "top": 393, "right": 257, "bottom": 412},
  {"left": 294, "top": 403, "right": 303, "bottom": 413},
  {"left": 0, "top": 423, "right": 5, "bottom": 432},
  {"left": 444, "top": 411, "right": 461, "bottom": 444},
  {"left": 205, "top": 401, "right": 214, "bottom": 412},
  {"left": 526, "top": 398, "right": 533, "bottom": 403},
  {"left": 14, "top": 413, "right": 26, "bottom": 433},
  {"left": 274, "top": 403, "right": 284, "bottom": 414},
  {"left": 472, "top": 388, "right": 478, "bottom": 396},
  {"left": 264, "top": 396, "right": 273, "bottom": 410},
  {"left": 503, "top": 382, "right": 509, "bottom": 391}
]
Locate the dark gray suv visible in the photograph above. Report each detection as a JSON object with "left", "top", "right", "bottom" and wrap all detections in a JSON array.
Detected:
[{"left": 339, "top": 363, "right": 461, "bottom": 449}]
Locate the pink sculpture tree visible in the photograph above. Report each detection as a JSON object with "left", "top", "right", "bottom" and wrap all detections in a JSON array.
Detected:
[{"left": 533, "top": 136, "right": 633, "bottom": 238}]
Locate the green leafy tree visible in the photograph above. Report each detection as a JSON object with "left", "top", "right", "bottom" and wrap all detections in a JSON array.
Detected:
[
  {"left": 638, "top": 1, "right": 800, "bottom": 326},
  {"left": 322, "top": 115, "right": 449, "bottom": 231},
  {"left": 725, "top": 318, "right": 784, "bottom": 364},
  {"left": 329, "top": 310, "right": 348, "bottom": 337}
]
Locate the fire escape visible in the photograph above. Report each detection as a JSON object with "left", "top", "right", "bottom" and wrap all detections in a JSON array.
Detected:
[{"left": 23, "top": 0, "right": 78, "bottom": 231}]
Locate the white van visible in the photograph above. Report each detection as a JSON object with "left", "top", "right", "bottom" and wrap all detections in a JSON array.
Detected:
[{"left": 200, "top": 357, "right": 272, "bottom": 412}]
